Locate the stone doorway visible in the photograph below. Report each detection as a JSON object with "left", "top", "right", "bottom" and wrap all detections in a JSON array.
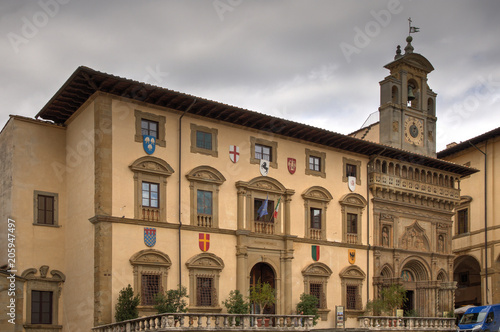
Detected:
[{"left": 250, "top": 262, "right": 276, "bottom": 314}]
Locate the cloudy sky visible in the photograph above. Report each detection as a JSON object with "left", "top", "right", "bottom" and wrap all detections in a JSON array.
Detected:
[{"left": 1, "top": 0, "right": 499, "bottom": 151}]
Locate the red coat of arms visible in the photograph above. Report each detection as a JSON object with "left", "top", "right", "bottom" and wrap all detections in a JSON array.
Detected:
[
  {"left": 287, "top": 158, "right": 296, "bottom": 174},
  {"left": 199, "top": 233, "right": 210, "bottom": 252}
]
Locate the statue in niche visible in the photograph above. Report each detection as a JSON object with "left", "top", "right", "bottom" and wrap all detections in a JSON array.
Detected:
[
  {"left": 382, "top": 227, "right": 389, "bottom": 247},
  {"left": 438, "top": 235, "right": 444, "bottom": 252}
]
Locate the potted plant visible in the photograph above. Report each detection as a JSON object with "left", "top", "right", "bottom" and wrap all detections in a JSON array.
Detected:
[
  {"left": 223, "top": 290, "right": 250, "bottom": 325},
  {"left": 154, "top": 285, "right": 188, "bottom": 325},
  {"left": 249, "top": 281, "right": 276, "bottom": 326},
  {"left": 296, "top": 293, "right": 320, "bottom": 325},
  {"left": 115, "top": 284, "right": 140, "bottom": 322}
]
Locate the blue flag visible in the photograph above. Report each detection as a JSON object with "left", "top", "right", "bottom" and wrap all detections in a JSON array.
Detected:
[{"left": 257, "top": 195, "right": 269, "bottom": 218}]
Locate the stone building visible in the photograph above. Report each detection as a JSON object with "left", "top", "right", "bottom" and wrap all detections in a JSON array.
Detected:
[
  {"left": 0, "top": 37, "right": 475, "bottom": 332},
  {"left": 438, "top": 127, "right": 500, "bottom": 307}
]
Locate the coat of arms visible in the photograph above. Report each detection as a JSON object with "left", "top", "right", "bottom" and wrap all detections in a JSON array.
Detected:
[
  {"left": 229, "top": 145, "right": 240, "bottom": 163},
  {"left": 348, "top": 249, "right": 356, "bottom": 264},
  {"left": 348, "top": 176, "right": 356, "bottom": 192},
  {"left": 287, "top": 158, "right": 296, "bottom": 174},
  {"left": 260, "top": 159, "right": 269, "bottom": 176},
  {"left": 199, "top": 233, "right": 210, "bottom": 252},
  {"left": 144, "top": 227, "right": 156, "bottom": 247},
  {"left": 143, "top": 135, "right": 156, "bottom": 155},
  {"left": 312, "top": 245, "right": 320, "bottom": 261}
]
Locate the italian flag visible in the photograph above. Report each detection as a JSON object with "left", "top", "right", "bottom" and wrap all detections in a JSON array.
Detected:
[{"left": 273, "top": 197, "right": 281, "bottom": 219}]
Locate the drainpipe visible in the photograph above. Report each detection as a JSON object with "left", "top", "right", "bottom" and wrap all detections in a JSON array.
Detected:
[
  {"left": 367, "top": 147, "right": 386, "bottom": 301},
  {"left": 468, "top": 140, "right": 488, "bottom": 304},
  {"left": 178, "top": 99, "right": 197, "bottom": 289}
]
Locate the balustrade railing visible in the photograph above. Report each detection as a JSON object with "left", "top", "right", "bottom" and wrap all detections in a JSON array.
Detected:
[
  {"left": 254, "top": 221, "right": 274, "bottom": 235},
  {"left": 358, "top": 316, "right": 456, "bottom": 330},
  {"left": 92, "top": 313, "right": 314, "bottom": 332},
  {"left": 197, "top": 214, "right": 213, "bottom": 227},
  {"left": 142, "top": 207, "right": 160, "bottom": 222}
]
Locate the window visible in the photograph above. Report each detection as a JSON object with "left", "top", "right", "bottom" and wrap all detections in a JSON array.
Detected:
[
  {"left": 346, "top": 285, "right": 359, "bottom": 310},
  {"left": 134, "top": 110, "right": 166, "bottom": 147},
  {"left": 197, "top": 277, "right": 214, "bottom": 306},
  {"left": 141, "top": 119, "right": 158, "bottom": 138},
  {"left": 302, "top": 186, "right": 332, "bottom": 240},
  {"left": 130, "top": 250, "right": 171, "bottom": 310},
  {"left": 310, "top": 208, "right": 322, "bottom": 230},
  {"left": 186, "top": 253, "right": 224, "bottom": 312},
  {"left": 250, "top": 137, "right": 278, "bottom": 168},
  {"left": 305, "top": 149, "right": 326, "bottom": 178},
  {"left": 255, "top": 144, "right": 272, "bottom": 161},
  {"left": 342, "top": 157, "right": 361, "bottom": 185},
  {"left": 142, "top": 182, "right": 159, "bottom": 208},
  {"left": 33, "top": 191, "right": 59, "bottom": 226},
  {"left": 347, "top": 213, "right": 358, "bottom": 234},
  {"left": 31, "top": 290, "right": 53, "bottom": 324},
  {"left": 141, "top": 273, "right": 161, "bottom": 306},
  {"left": 190, "top": 124, "right": 218, "bottom": 157},
  {"left": 302, "top": 262, "right": 332, "bottom": 320},
  {"left": 254, "top": 198, "right": 275, "bottom": 222},
  {"left": 339, "top": 193, "right": 366, "bottom": 244},
  {"left": 457, "top": 209, "right": 468, "bottom": 234},
  {"left": 21, "top": 265, "right": 65, "bottom": 328},
  {"left": 197, "top": 190, "right": 213, "bottom": 215},
  {"left": 340, "top": 265, "right": 365, "bottom": 314},
  {"left": 309, "top": 156, "right": 321, "bottom": 172},
  {"left": 310, "top": 283, "right": 323, "bottom": 308},
  {"left": 187, "top": 166, "right": 226, "bottom": 228},
  {"left": 130, "top": 156, "right": 174, "bottom": 222}
]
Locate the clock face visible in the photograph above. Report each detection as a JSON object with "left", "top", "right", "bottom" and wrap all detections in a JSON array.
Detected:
[{"left": 404, "top": 116, "right": 424, "bottom": 146}]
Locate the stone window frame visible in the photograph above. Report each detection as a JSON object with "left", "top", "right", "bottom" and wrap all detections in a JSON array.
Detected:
[
  {"left": 342, "top": 157, "right": 361, "bottom": 185},
  {"left": 21, "top": 266, "right": 65, "bottom": 330},
  {"left": 250, "top": 137, "right": 278, "bottom": 169},
  {"left": 190, "top": 123, "right": 218, "bottom": 157},
  {"left": 185, "top": 253, "right": 224, "bottom": 313},
  {"left": 134, "top": 110, "right": 166, "bottom": 147},
  {"left": 302, "top": 186, "right": 333, "bottom": 241},
  {"left": 129, "top": 156, "right": 174, "bottom": 222},
  {"left": 305, "top": 149, "right": 326, "bottom": 178},
  {"left": 302, "top": 262, "right": 332, "bottom": 321},
  {"left": 339, "top": 193, "right": 366, "bottom": 244},
  {"left": 339, "top": 265, "right": 365, "bottom": 315},
  {"left": 455, "top": 196, "right": 472, "bottom": 236},
  {"left": 130, "top": 249, "right": 172, "bottom": 309},
  {"left": 33, "top": 191, "right": 60, "bottom": 227},
  {"left": 186, "top": 166, "right": 226, "bottom": 228}
]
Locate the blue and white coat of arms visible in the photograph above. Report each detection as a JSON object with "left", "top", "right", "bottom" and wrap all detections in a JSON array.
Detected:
[
  {"left": 144, "top": 227, "right": 156, "bottom": 247},
  {"left": 143, "top": 135, "right": 156, "bottom": 155}
]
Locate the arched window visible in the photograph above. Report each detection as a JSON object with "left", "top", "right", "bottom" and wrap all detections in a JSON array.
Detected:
[
  {"left": 302, "top": 186, "right": 333, "bottom": 240},
  {"left": 339, "top": 265, "right": 366, "bottom": 312},
  {"left": 186, "top": 253, "right": 224, "bottom": 312},
  {"left": 339, "top": 193, "right": 367, "bottom": 244},
  {"left": 302, "top": 263, "right": 333, "bottom": 320}
]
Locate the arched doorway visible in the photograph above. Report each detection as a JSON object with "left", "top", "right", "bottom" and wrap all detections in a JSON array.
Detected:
[
  {"left": 250, "top": 263, "right": 276, "bottom": 314},
  {"left": 400, "top": 259, "right": 430, "bottom": 316},
  {"left": 454, "top": 255, "right": 482, "bottom": 307}
]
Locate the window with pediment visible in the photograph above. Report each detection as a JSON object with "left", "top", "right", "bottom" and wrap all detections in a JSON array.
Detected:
[
  {"left": 302, "top": 186, "right": 333, "bottom": 240},
  {"left": 339, "top": 193, "right": 366, "bottom": 244},
  {"left": 186, "top": 166, "right": 226, "bottom": 228},
  {"left": 235, "top": 176, "right": 294, "bottom": 235},
  {"left": 302, "top": 263, "right": 332, "bottom": 320},
  {"left": 186, "top": 253, "right": 224, "bottom": 313},
  {"left": 129, "top": 156, "right": 174, "bottom": 222},
  {"left": 21, "top": 265, "right": 65, "bottom": 330},
  {"left": 130, "top": 249, "right": 171, "bottom": 308},
  {"left": 339, "top": 265, "right": 365, "bottom": 314}
]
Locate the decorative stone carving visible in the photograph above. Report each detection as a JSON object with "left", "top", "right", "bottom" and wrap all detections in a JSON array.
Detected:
[{"left": 399, "top": 221, "right": 430, "bottom": 251}]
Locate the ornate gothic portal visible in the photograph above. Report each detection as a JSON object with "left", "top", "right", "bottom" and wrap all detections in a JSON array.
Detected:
[{"left": 370, "top": 157, "right": 459, "bottom": 317}]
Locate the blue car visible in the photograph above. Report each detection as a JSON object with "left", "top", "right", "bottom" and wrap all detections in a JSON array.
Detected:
[{"left": 458, "top": 304, "right": 500, "bottom": 332}]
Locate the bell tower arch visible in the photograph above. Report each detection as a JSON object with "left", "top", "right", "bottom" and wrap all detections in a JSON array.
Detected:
[{"left": 379, "top": 35, "right": 437, "bottom": 157}]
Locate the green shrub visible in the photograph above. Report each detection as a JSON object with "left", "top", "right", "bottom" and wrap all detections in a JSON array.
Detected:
[
  {"left": 223, "top": 290, "right": 250, "bottom": 314},
  {"left": 248, "top": 281, "right": 276, "bottom": 314},
  {"left": 154, "top": 285, "right": 188, "bottom": 314},
  {"left": 115, "top": 284, "right": 140, "bottom": 322},
  {"left": 296, "top": 293, "right": 319, "bottom": 325}
]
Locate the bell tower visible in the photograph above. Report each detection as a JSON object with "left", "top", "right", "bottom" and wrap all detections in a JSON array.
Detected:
[{"left": 378, "top": 25, "right": 437, "bottom": 157}]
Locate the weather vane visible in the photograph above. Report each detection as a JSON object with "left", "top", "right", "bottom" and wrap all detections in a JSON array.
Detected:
[{"left": 408, "top": 17, "right": 420, "bottom": 35}]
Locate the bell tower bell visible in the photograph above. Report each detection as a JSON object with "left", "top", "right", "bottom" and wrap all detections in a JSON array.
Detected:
[{"left": 378, "top": 32, "right": 437, "bottom": 157}]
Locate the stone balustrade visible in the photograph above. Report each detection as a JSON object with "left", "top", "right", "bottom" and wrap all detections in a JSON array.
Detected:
[
  {"left": 358, "top": 316, "right": 456, "bottom": 331},
  {"left": 92, "top": 313, "right": 314, "bottom": 332}
]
